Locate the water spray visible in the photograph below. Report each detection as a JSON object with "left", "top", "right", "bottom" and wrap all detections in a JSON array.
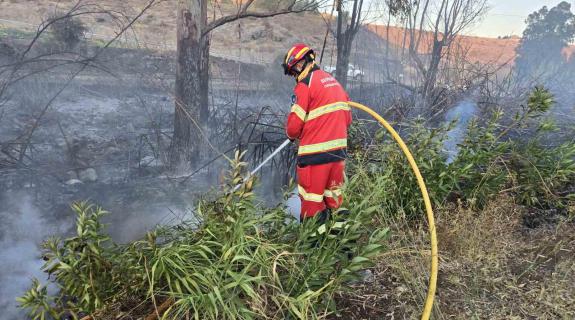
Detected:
[{"left": 232, "top": 139, "right": 291, "bottom": 192}]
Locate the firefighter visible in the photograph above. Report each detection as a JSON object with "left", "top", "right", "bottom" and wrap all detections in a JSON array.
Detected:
[{"left": 282, "top": 43, "right": 352, "bottom": 223}]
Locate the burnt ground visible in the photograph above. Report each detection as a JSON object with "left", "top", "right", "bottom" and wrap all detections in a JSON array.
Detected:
[{"left": 0, "top": 40, "right": 288, "bottom": 222}]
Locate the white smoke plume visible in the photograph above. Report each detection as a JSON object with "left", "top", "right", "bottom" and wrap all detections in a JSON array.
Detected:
[
  {"left": 0, "top": 192, "right": 70, "bottom": 319},
  {"left": 443, "top": 99, "right": 478, "bottom": 163}
]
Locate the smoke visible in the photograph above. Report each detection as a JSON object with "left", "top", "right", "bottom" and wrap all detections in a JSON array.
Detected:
[
  {"left": 0, "top": 192, "right": 70, "bottom": 319},
  {"left": 511, "top": 1, "right": 575, "bottom": 129},
  {"left": 0, "top": 192, "right": 194, "bottom": 319},
  {"left": 286, "top": 187, "right": 300, "bottom": 221},
  {"left": 105, "top": 204, "right": 194, "bottom": 244},
  {"left": 443, "top": 99, "right": 478, "bottom": 163}
]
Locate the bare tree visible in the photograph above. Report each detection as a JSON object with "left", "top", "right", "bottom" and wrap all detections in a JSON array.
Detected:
[
  {"left": 404, "top": 0, "right": 487, "bottom": 107},
  {"left": 329, "top": 0, "right": 411, "bottom": 89},
  {"left": 334, "top": 0, "right": 364, "bottom": 89},
  {"left": 171, "top": 0, "right": 327, "bottom": 171}
]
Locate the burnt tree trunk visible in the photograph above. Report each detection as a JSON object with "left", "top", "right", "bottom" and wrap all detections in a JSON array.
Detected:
[
  {"left": 334, "top": 0, "right": 363, "bottom": 90},
  {"left": 335, "top": 39, "right": 351, "bottom": 89},
  {"left": 335, "top": 0, "right": 347, "bottom": 88},
  {"left": 170, "top": 0, "right": 209, "bottom": 172},
  {"left": 422, "top": 39, "right": 443, "bottom": 105},
  {"left": 169, "top": 0, "right": 319, "bottom": 171}
]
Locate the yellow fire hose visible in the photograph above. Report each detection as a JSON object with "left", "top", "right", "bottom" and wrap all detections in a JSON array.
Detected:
[{"left": 348, "top": 101, "right": 438, "bottom": 320}]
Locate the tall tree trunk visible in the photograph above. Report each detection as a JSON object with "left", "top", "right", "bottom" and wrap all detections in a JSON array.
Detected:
[
  {"left": 170, "top": 0, "right": 209, "bottom": 172},
  {"left": 335, "top": 40, "right": 350, "bottom": 89},
  {"left": 335, "top": 1, "right": 349, "bottom": 89},
  {"left": 422, "top": 39, "right": 443, "bottom": 107},
  {"left": 334, "top": 0, "right": 363, "bottom": 90}
]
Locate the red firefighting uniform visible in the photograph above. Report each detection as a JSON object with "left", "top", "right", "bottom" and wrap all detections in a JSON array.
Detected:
[{"left": 286, "top": 63, "right": 352, "bottom": 220}]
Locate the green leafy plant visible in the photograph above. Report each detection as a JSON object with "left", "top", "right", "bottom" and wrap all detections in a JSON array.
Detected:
[
  {"left": 17, "top": 279, "right": 59, "bottom": 320},
  {"left": 347, "top": 86, "right": 574, "bottom": 215}
]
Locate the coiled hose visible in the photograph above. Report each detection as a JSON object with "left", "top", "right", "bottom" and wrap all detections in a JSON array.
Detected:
[{"left": 348, "top": 101, "right": 438, "bottom": 320}]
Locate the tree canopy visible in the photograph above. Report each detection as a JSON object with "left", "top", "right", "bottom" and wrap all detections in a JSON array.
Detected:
[{"left": 515, "top": 1, "right": 575, "bottom": 78}]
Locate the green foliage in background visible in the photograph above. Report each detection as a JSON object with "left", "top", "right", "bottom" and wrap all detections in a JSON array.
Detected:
[
  {"left": 515, "top": 1, "right": 575, "bottom": 78},
  {"left": 347, "top": 86, "right": 575, "bottom": 219}
]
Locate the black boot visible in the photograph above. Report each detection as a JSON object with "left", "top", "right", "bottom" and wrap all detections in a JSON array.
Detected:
[{"left": 317, "top": 208, "right": 331, "bottom": 225}]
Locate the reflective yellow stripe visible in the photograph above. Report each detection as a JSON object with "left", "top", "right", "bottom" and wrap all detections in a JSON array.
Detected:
[
  {"left": 307, "top": 102, "right": 350, "bottom": 122},
  {"left": 290, "top": 104, "right": 307, "bottom": 121},
  {"left": 324, "top": 189, "right": 342, "bottom": 198},
  {"left": 298, "top": 185, "right": 324, "bottom": 202},
  {"left": 285, "top": 47, "right": 297, "bottom": 64},
  {"left": 298, "top": 139, "right": 347, "bottom": 155},
  {"left": 294, "top": 47, "right": 309, "bottom": 60}
]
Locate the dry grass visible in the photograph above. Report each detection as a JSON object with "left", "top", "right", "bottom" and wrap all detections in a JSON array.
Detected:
[{"left": 335, "top": 196, "right": 575, "bottom": 319}]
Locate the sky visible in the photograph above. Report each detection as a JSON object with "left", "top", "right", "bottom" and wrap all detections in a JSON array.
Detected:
[
  {"left": 355, "top": 0, "right": 571, "bottom": 38},
  {"left": 469, "top": 0, "right": 572, "bottom": 37}
]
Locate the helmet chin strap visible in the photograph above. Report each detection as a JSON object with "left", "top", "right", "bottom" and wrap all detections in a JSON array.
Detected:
[{"left": 296, "top": 61, "right": 315, "bottom": 82}]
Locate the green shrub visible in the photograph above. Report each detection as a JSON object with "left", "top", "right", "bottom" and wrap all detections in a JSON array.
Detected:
[
  {"left": 346, "top": 118, "right": 455, "bottom": 220},
  {"left": 448, "top": 110, "right": 511, "bottom": 208},
  {"left": 511, "top": 128, "right": 575, "bottom": 208},
  {"left": 346, "top": 86, "right": 574, "bottom": 218}
]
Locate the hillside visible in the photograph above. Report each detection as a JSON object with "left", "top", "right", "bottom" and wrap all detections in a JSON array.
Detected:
[
  {"left": 367, "top": 24, "right": 575, "bottom": 66},
  {"left": 7, "top": 0, "right": 575, "bottom": 67},
  {"left": 0, "top": 0, "right": 334, "bottom": 64}
]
